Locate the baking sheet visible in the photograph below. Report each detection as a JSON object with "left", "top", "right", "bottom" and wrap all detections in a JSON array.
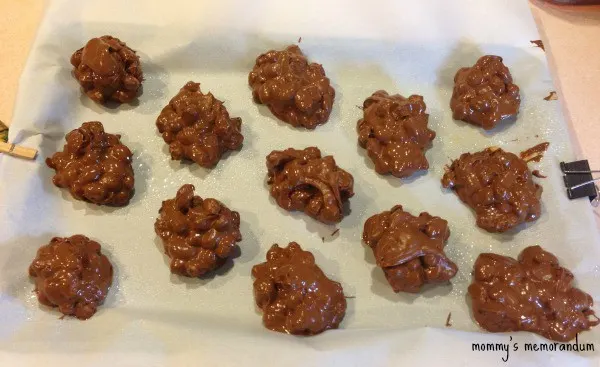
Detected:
[{"left": 1, "top": 0, "right": 600, "bottom": 365}]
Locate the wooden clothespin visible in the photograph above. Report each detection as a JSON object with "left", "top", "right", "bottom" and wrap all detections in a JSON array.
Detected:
[
  {"left": 0, "top": 141, "right": 38, "bottom": 160},
  {"left": 0, "top": 120, "right": 38, "bottom": 160}
]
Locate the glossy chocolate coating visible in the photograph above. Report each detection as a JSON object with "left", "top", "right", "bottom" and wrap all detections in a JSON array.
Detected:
[
  {"left": 29, "top": 235, "right": 113, "bottom": 320},
  {"left": 266, "top": 147, "right": 354, "bottom": 224},
  {"left": 156, "top": 81, "right": 243, "bottom": 168},
  {"left": 252, "top": 242, "right": 346, "bottom": 335},
  {"left": 249, "top": 45, "right": 335, "bottom": 129},
  {"left": 154, "top": 184, "right": 242, "bottom": 277},
  {"left": 363, "top": 205, "right": 457, "bottom": 293},
  {"left": 46, "top": 121, "right": 135, "bottom": 206},
  {"left": 71, "top": 35, "right": 143, "bottom": 104},
  {"left": 358, "top": 90, "right": 436, "bottom": 178},
  {"left": 469, "top": 246, "right": 599, "bottom": 342},
  {"left": 441, "top": 147, "right": 542, "bottom": 233},
  {"left": 450, "top": 55, "right": 520, "bottom": 130}
]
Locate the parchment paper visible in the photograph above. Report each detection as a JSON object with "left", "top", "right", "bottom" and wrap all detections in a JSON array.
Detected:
[{"left": 1, "top": 0, "right": 600, "bottom": 365}]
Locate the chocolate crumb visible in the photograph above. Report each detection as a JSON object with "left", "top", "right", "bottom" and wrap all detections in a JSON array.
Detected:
[
  {"left": 321, "top": 237, "right": 325, "bottom": 243},
  {"left": 544, "top": 91, "right": 558, "bottom": 101},
  {"left": 530, "top": 40, "right": 545, "bottom": 51},
  {"left": 520, "top": 142, "right": 550, "bottom": 163},
  {"left": 298, "top": 37, "right": 302, "bottom": 43},
  {"left": 331, "top": 228, "right": 340, "bottom": 237},
  {"left": 532, "top": 170, "right": 547, "bottom": 178},
  {"left": 445, "top": 312, "right": 452, "bottom": 327}
]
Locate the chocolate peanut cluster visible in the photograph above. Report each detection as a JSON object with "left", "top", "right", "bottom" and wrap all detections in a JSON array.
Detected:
[
  {"left": 154, "top": 184, "right": 242, "bottom": 277},
  {"left": 46, "top": 121, "right": 135, "bottom": 206},
  {"left": 249, "top": 45, "right": 335, "bottom": 129},
  {"left": 469, "top": 246, "right": 599, "bottom": 342},
  {"left": 450, "top": 55, "right": 520, "bottom": 130},
  {"left": 363, "top": 205, "right": 457, "bottom": 293},
  {"left": 252, "top": 242, "right": 346, "bottom": 335},
  {"left": 266, "top": 147, "right": 354, "bottom": 224},
  {"left": 71, "top": 35, "right": 143, "bottom": 104},
  {"left": 441, "top": 147, "right": 542, "bottom": 233},
  {"left": 156, "top": 81, "right": 244, "bottom": 168},
  {"left": 358, "top": 90, "right": 436, "bottom": 178},
  {"left": 29, "top": 235, "right": 113, "bottom": 320}
]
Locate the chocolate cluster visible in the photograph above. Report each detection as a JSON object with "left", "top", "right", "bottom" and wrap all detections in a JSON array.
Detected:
[
  {"left": 154, "top": 184, "right": 242, "bottom": 277},
  {"left": 46, "top": 121, "right": 135, "bottom": 206},
  {"left": 252, "top": 242, "right": 346, "bottom": 335},
  {"left": 357, "top": 90, "right": 436, "bottom": 178},
  {"left": 450, "top": 55, "right": 520, "bottom": 130},
  {"left": 469, "top": 246, "right": 599, "bottom": 342},
  {"left": 29, "top": 235, "right": 113, "bottom": 320},
  {"left": 266, "top": 147, "right": 354, "bottom": 224},
  {"left": 70, "top": 35, "right": 143, "bottom": 104},
  {"left": 441, "top": 147, "right": 542, "bottom": 233},
  {"left": 249, "top": 45, "right": 335, "bottom": 129},
  {"left": 363, "top": 205, "right": 457, "bottom": 293},
  {"left": 156, "top": 81, "right": 244, "bottom": 168}
]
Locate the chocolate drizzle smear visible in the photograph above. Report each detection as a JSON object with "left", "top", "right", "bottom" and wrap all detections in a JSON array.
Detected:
[
  {"left": 520, "top": 142, "right": 550, "bottom": 163},
  {"left": 445, "top": 312, "right": 452, "bottom": 327},
  {"left": 544, "top": 91, "right": 558, "bottom": 101},
  {"left": 530, "top": 40, "right": 545, "bottom": 51}
]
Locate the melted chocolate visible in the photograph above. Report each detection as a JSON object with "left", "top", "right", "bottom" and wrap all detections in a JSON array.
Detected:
[
  {"left": 469, "top": 246, "right": 599, "bottom": 342},
  {"left": 520, "top": 142, "right": 550, "bottom": 163},
  {"left": 363, "top": 205, "right": 457, "bottom": 293},
  {"left": 71, "top": 35, "right": 143, "bottom": 104},
  {"left": 442, "top": 147, "right": 542, "bottom": 233},
  {"left": 29, "top": 235, "right": 113, "bottom": 320},
  {"left": 357, "top": 90, "right": 436, "bottom": 178},
  {"left": 249, "top": 45, "right": 335, "bottom": 129},
  {"left": 252, "top": 242, "right": 346, "bottom": 335},
  {"left": 46, "top": 121, "right": 135, "bottom": 206},
  {"left": 266, "top": 147, "right": 354, "bottom": 224},
  {"left": 155, "top": 184, "right": 242, "bottom": 277},
  {"left": 450, "top": 55, "right": 520, "bottom": 130},
  {"left": 156, "top": 81, "right": 243, "bottom": 168}
]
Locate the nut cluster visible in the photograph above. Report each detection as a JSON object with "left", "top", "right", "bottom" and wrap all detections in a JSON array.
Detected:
[{"left": 155, "top": 184, "right": 242, "bottom": 277}]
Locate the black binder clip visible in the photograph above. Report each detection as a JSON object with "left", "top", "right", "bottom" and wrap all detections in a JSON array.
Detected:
[{"left": 560, "top": 160, "right": 599, "bottom": 207}]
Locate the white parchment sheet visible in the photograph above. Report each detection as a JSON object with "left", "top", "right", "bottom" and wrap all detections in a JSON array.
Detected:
[{"left": 1, "top": 0, "right": 600, "bottom": 365}]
